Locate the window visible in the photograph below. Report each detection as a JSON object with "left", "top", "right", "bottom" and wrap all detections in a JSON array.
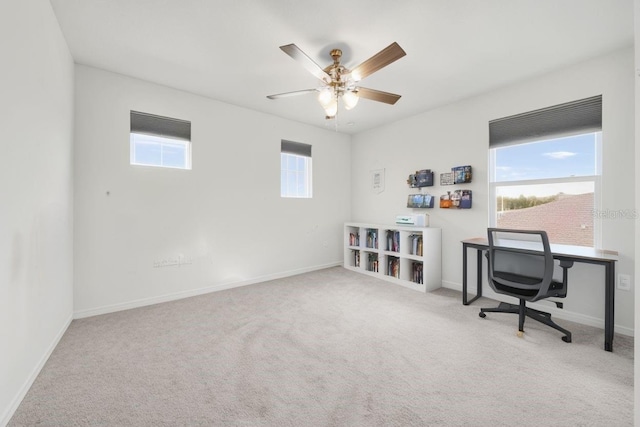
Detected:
[
  {"left": 281, "top": 140, "right": 312, "bottom": 198},
  {"left": 489, "top": 96, "right": 602, "bottom": 247},
  {"left": 130, "top": 111, "right": 191, "bottom": 169}
]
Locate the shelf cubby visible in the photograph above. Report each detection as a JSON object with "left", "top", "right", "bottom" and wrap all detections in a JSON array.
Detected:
[
  {"left": 347, "top": 249, "right": 360, "bottom": 268},
  {"left": 365, "top": 251, "right": 379, "bottom": 272},
  {"left": 365, "top": 228, "right": 379, "bottom": 249},
  {"left": 386, "top": 255, "right": 400, "bottom": 278}
]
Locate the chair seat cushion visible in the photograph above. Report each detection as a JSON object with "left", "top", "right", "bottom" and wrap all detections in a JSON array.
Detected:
[
  {"left": 493, "top": 271, "right": 566, "bottom": 299},
  {"left": 494, "top": 271, "right": 540, "bottom": 286}
]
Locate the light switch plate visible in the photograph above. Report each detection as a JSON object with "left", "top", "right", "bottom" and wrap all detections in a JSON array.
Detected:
[{"left": 617, "top": 274, "right": 631, "bottom": 291}]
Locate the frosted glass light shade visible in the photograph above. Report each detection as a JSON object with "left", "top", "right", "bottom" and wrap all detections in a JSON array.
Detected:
[
  {"left": 318, "top": 88, "right": 333, "bottom": 107},
  {"left": 343, "top": 90, "right": 359, "bottom": 110},
  {"left": 323, "top": 98, "right": 338, "bottom": 117}
]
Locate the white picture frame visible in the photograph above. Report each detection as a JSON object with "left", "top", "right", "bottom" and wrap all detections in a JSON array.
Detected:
[{"left": 371, "top": 169, "right": 385, "bottom": 194}]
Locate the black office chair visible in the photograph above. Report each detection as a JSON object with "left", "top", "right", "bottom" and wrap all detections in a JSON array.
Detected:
[{"left": 479, "top": 228, "right": 573, "bottom": 343}]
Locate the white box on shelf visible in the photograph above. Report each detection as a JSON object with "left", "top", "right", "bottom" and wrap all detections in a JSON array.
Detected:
[{"left": 395, "top": 214, "right": 428, "bottom": 227}]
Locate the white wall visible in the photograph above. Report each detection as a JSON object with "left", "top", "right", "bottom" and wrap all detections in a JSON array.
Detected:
[
  {"left": 73, "top": 65, "right": 351, "bottom": 316},
  {"left": 633, "top": 1, "right": 639, "bottom": 424},
  {"left": 351, "top": 48, "right": 635, "bottom": 334},
  {"left": 0, "top": 1, "right": 75, "bottom": 425}
]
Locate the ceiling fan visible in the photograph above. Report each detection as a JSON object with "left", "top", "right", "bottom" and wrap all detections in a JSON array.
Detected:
[{"left": 267, "top": 42, "right": 406, "bottom": 119}]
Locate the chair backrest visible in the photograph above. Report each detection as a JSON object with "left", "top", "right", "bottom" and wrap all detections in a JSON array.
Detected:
[{"left": 487, "top": 228, "right": 555, "bottom": 302}]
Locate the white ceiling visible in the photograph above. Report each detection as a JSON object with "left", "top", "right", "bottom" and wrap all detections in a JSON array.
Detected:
[{"left": 49, "top": 0, "right": 634, "bottom": 135}]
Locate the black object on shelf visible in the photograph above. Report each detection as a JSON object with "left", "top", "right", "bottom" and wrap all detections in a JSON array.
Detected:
[{"left": 408, "top": 169, "right": 434, "bottom": 187}]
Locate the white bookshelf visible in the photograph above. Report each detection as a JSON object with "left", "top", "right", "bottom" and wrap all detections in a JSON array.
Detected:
[{"left": 344, "top": 222, "right": 442, "bottom": 292}]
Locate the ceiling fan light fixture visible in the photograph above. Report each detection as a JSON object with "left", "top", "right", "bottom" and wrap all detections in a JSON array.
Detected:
[
  {"left": 318, "top": 86, "right": 338, "bottom": 116},
  {"left": 323, "top": 96, "right": 338, "bottom": 117},
  {"left": 268, "top": 42, "right": 405, "bottom": 120},
  {"left": 318, "top": 87, "right": 334, "bottom": 107},
  {"left": 343, "top": 90, "right": 359, "bottom": 110}
]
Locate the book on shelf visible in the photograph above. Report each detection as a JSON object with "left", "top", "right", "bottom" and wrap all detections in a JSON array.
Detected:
[
  {"left": 353, "top": 250, "right": 360, "bottom": 267},
  {"left": 412, "top": 262, "right": 423, "bottom": 284},
  {"left": 367, "top": 253, "right": 379, "bottom": 272},
  {"left": 387, "top": 257, "right": 400, "bottom": 278},
  {"left": 349, "top": 232, "right": 360, "bottom": 246},
  {"left": 386, "top": 230, "right": 400, "bottom": 252},
  {"left": 409, "top": 234, "right": 423, "bottom": 256},
  {"left": 366, "top": 229, "right": 378, "bottom": 249}
]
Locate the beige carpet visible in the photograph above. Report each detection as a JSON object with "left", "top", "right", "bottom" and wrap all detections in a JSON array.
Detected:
[{"left": 10, "top": 267, "right": 634, "bottom": 426}]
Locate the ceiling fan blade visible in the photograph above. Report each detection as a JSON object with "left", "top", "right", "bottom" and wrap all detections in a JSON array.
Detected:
[
  {"left": 280, "top": 44, "right": 331, "bottom": 83},
  {"left": 350, "top": 42, "right": 406, "bottom": 81},
  {"left": 267, "top": 88, "right": 318, "bottom": 100},
  {"left": 356, "top": 87, "right": 402, "bottom": 105}
]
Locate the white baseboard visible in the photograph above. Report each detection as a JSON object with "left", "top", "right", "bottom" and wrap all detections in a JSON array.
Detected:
[
  {"left": 1, "top": 314, "right": 73, "bottom": 427},
  {"left": 73, "top": 262, "right": 342, "bottom": 319},
  {"left": 441, "top": 280, "right": 634, "bottom": 337}
]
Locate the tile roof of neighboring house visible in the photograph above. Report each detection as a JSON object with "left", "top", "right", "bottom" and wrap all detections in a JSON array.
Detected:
[{"left": 496, "top": 193, "right": 593, "bottom": 247}]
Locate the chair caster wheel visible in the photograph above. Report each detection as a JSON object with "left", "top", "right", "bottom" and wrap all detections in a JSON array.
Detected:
[
  {"left": 562, "top": 336, "right": 572, "bottom": 343},
  {"left": 517, "top": 331, "right": 524, "bottom": 338},
  {"left": 479, "top": 312, "right": 486, "bottom": 318}
]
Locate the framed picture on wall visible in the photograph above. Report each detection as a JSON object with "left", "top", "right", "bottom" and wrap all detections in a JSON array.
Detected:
[{"left": 371, "top": 169, "right": 385, "bottom": 194}]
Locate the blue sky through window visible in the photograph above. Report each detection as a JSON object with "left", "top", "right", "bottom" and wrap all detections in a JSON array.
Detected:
[{"left": 495, "top": 133, "right": 597, "bottom": 182}]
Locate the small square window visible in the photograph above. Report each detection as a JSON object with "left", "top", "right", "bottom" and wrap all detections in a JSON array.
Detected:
[{"left": 130, "top": 111, "right": 191, "bottom": 170}]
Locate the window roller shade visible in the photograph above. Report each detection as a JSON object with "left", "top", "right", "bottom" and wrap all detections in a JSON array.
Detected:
[
  {"left": 489, "top": 95, "right": 602, "bottom": 148},
  {"left": 131, "top": 111, "right": 191, "bottom": 141},
  {"left": 281, "top": 140, "right": 311, "bottom": 157}
]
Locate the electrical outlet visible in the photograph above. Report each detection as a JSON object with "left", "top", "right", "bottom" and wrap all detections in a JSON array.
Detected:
[{"left": 617, "top": 274, "right": 631, "bottom": 291}]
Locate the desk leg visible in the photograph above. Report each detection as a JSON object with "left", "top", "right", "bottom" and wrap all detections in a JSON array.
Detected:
[
  {"left": 462, "top": 244, "right": 469, "bottom": 304},
  {"left": 476, "top": 249, "right": 483, "bottom": 300},
  {"left": 604, "top": 261, "right": 615, "bottom": 352},
  {"left": 462, "top": 244, "right": 482, "bottom": 305}
]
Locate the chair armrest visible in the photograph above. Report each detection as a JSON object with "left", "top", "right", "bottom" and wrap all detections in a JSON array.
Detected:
[{"left": 559, "top": 260, "right": 574, "bottom": 269}]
